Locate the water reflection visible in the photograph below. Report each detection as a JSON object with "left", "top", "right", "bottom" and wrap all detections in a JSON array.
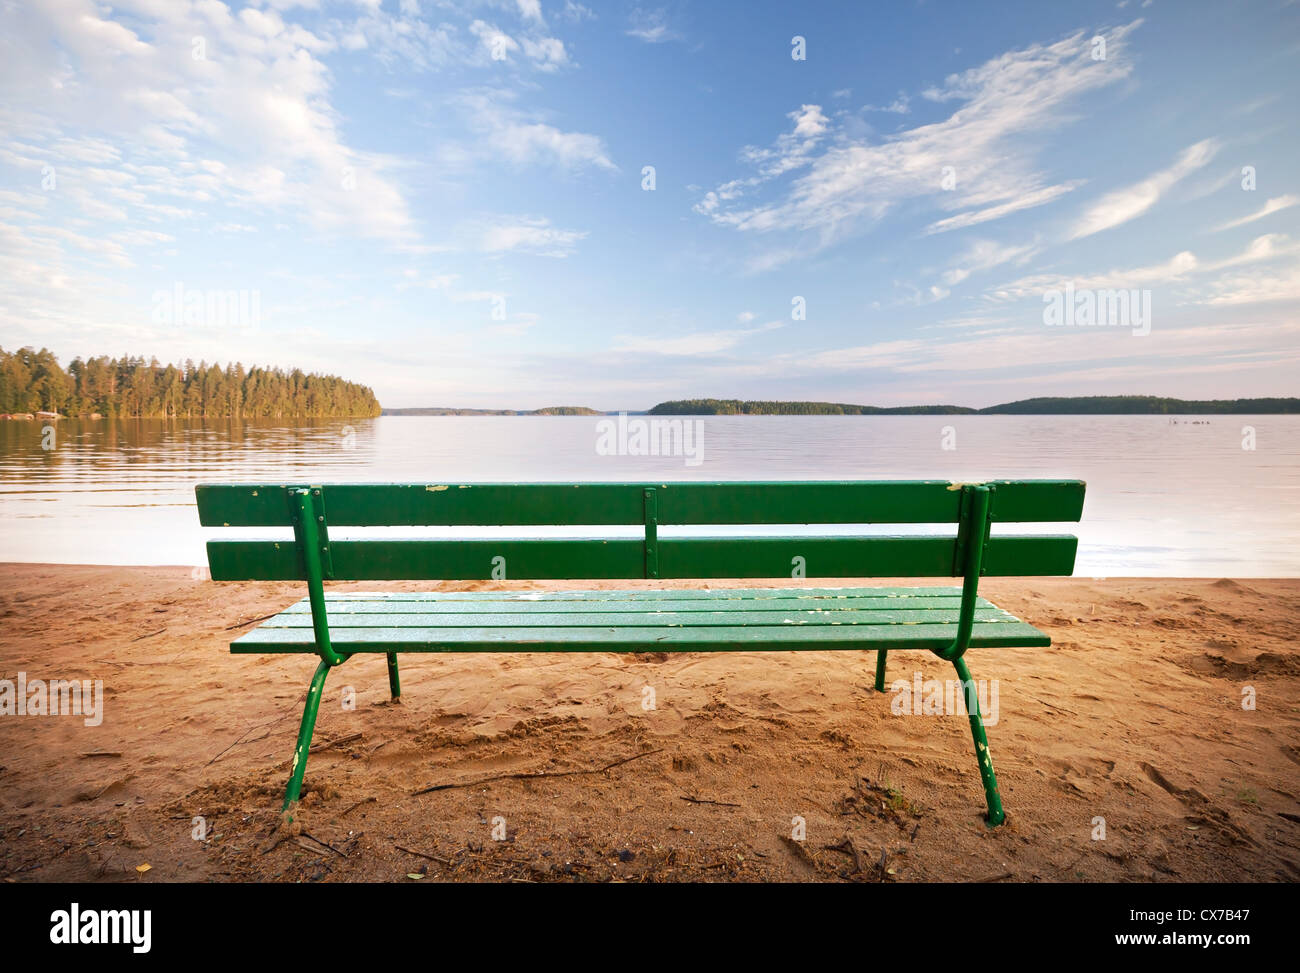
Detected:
[{"left": 0, "top": 415, "right": 1296, "bottom": 576}]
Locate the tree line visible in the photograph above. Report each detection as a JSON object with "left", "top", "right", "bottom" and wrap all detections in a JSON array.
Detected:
[
  {"left": 648, "top": 396, "right": 1300, "bottom": 415},
  {"left": 648, "top": 399, "right": 974, "bottom": 415},
  {"left": 0, "top": 346, "right": 382, "bottom": 418},
  {"left": 978, "top": 396, "right": 1300, "bottom": 414}
]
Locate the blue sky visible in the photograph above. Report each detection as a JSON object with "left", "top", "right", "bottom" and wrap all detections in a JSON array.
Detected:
[{"left": 1, "top": 0, "right": 1298, "bottom": 408}]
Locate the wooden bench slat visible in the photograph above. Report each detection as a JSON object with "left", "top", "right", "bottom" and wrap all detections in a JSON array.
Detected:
[
  {"left": 207, "top": 534, "right": 1077, "bottom": 581},
  {"left": 314, "top": 586, "right": 969, "bottom": 601},
  {"left": 232, "top": 619, "right": 1051, "bottom": 654},
  {"left": 196, "top": 479, "right": 1085, "bottom": 527},
  {"left": 259, "top": 607, "right": 1022, "bottom": 628},
  {"left": 277, "top": 594, "right": 994, "bottom": 614}
]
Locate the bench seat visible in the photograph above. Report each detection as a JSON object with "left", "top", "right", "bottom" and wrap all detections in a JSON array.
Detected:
[{"left": 233, "top": 586, "right": 1049, "bottom": 654}]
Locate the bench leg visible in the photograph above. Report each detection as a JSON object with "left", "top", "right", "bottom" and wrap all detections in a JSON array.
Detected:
[
  {"left": 386, "top": 652, "right": 401, "bottom": 701},
  {"left": 282, "top": 658, "right": 332, "bottom": 817},
  {"left": 874, "top": 649, "right": 888, "bottom": 692},
  {"left": 952, "top": 655, "right": 1006, "bottom": 827}
]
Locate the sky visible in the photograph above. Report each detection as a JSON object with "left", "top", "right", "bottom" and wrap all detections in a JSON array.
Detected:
[{"left": 1, "top": 0, "right": 1298, "bottom": 409}]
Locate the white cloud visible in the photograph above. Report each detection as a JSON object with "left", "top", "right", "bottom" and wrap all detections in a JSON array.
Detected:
[
  {"left": 614, "top": 321, "right": 782, "bottom": 356},
  {"left": 992, "top": 251, "right": 1199, "bottom": 300},
  {"left": 693, "top": 105, "right": 832, "bottom": 220},
  {"left": 989, "top": 233, "right": 1300, "bottom": 301},
  {"left": 1, "top": 0, "right": 419, "bottom": 246},
  {"left": 478, "top": 217, "right": 587, "bottom": 257},
  {"left": 941, "top": 238, "right": 1041, "bottom": 286},
  {"left": 1069, "top": 138, "right": 1220, "bottom": 239},
  {"left": 698, "top": 22, "right": 1144, "bottom": 262},
  {"left": 560, "top": 3, "right": 596, "bottom": 23},
  {"left": 925, "top": 182, "right": 1084, "bottom": 234},
  {"left": 519, "top": 35, "right": 569, "bottom": 71},
  {"left": 782, "top": 317, "right": 1300, "bottom": 380},
  {"left": 1214, "top": 194, "right": 1300, "bottom": 232},
  {"left": 516, "top": 0, "right": 545, "bottom": 24},
  {"left": 1200, "top": 264, "right": 1300, "bottom": 306},
  {"left": 1203, "top": 233, "right": 1300, "bottom": 271},
  {"left": 454, "top": 91, "right": 617, "bottom": 173},
  {"left": 626, "top": 8, "right": 678, "bottom": 43},
  {"left": 863, "top": 93, "right": 910, "bottom": 114},
  {"left": 345, "top": 8, "right": 458, "bottom": 70}
]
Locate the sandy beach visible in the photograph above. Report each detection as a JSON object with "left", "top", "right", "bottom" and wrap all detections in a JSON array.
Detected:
[{"left": 1, "top": 564, "right": 1297, "bottom": 883}]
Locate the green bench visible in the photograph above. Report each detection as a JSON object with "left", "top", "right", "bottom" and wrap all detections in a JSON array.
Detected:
[{"left": 196, "top": 479, "right": 1085, "bottom": 826}]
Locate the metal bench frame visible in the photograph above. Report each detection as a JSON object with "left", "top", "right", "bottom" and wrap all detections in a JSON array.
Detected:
[{"left": 198, "top": 480, "right": 1084, "bottom": 826}]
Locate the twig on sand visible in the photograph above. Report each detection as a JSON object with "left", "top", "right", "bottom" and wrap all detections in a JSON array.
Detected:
[
  {"left": 207, "top": 713, "right": 293, "bottom": 766},
  {"left": 131, "top": 628, "right": 166, "bottom": 642},
  {"left": 341, "top": 796, "right": 377, "bottom": 817},
  {"left": 680, "top": 795, "right": 741, "bottom": 807},
  {"left": 80, "top": 751, "right": 123, "bottom": 758},
  {"left": 309, "top": 732, "right": 362, "bottom": 753},
  {"left": 395, "top": 843, "right": 452, "bottom": 865},
  {"left": 84, "top": 777, "right": 133, "bottom": 801},
  {"left": 824, "top": 836, "right": 863, "bottom": 873},
  {"left": 225, "top": 613, "right": 278, "bottom": 631},
  {"left": 205, "top": 731, "right": 269, "bottom": 765},
  {"left": 298, "top": 832, "right": 348, "bottom": 858},
  {"left": 258, "top": 834, "right": 289, "bottom": 856},
  {"left": 411, "top": 748, "right": 664, "bottom": 796},
  {"left": 970, "top": 871, "right": 1014, "bottom": 883}
]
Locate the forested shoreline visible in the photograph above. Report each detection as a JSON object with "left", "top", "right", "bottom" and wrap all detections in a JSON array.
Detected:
[
  {"left": 647, "top": 396, "right": 1300, "bottom": 415},
  {"left": 647, "top": 399, "right": 974, "bottom": 415},
  {"left": 0, "top": 347, "right": 381, "bottom": 418}
]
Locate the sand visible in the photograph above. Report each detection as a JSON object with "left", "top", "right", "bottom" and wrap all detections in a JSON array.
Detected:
[{"left": 0, "top": 564, "right": 1297, "bottom": 882}]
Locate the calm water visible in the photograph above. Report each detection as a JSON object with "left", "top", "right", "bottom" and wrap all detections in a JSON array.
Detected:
[{"left": 0, "top": 415, "right": 1296, "bottom": 576}]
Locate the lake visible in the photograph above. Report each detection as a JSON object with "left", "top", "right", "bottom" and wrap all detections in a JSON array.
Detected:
[{"left": 0, "top": 415, "right": 1296, "bottom": 576}]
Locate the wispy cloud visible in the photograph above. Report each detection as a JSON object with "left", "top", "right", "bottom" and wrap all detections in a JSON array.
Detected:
[
  {"left": 1068, "top": 138, "right": 1220, "bottom": 239},
  {"left": 626, "top": 8, "right": 679, "bottom": 43},
  {"left": 477, "top": 216, "right": 587, "bottom": 257},
  {"left": 694, "top": 105, "right": 829, "bottom": 220},
  {"left": 776, "top": 317, "right": 1300, "bottom": 381},
  {"left": 451, "top": 90, "right": 618, "bottom": 173},
  {"left": 1214, "top": 194, "right": 1300, "bottom": 232},
  {"left": 862, "top": 93, "right": 910, "bottom": 114},
  {"left": 941, "top": 238, "right": 1041, "bottom": 286},
  {"left": 925, "top": 182, "right": 1084, "bottom": 234},
  {"left": 1200, "top": 264, "right": 1300, "bottom": 306},
  {"left": 614, "top": 320, "right": 782, "bottom": 356},
  {"left": 3, "top": 1, "right": 419, "bottom": 247},
  {"left": 697, "top": 22, "right": 1143, "bottom": 266},
  {"left": 989, "top": 233, "right": 1300, "bottom": 301},
  {"left": 991, "top": 250, "right": 1200, "bottom": 300}
]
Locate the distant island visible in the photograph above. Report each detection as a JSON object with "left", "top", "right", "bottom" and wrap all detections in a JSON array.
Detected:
[
  {"left": 382, "top": 406, "right": 603, "bottom": 416},
  {"left": 0, "top": 346, "right": 381, "bottom": 418},
  {"left": 645, "top": 396, "right": 1300, "bottom": 415},
  {"left": 385, "top": 396, "right": 1300, "bottom": 415},
  {"left": 648, "top": 399, "right": 974, "bottom": 415},
  {"left": 976, "top": 396, "right": 1300, "bottom": 415}
]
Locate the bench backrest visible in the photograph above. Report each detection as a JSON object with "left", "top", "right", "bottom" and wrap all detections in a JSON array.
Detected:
[{"left": 196, "top": 480, "right": 1085, "bottom": 582}]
